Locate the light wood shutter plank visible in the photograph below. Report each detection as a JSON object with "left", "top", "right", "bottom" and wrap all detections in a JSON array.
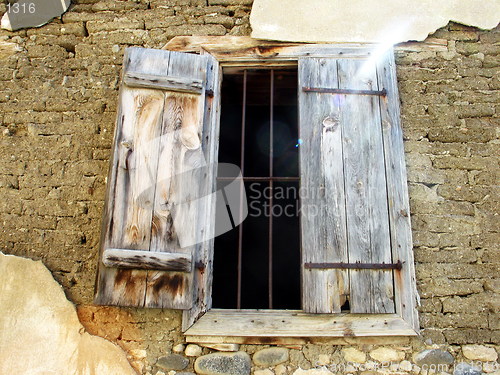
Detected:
[
  {"left": 299, "top": 58, "right": 349, "bottom": 313},
  {"left": 182, "top": 52, "right": 222, "bottom": 331},
  {"left": 95, "top": 82, "right": 165, "bottom": 306},
  {"left": 377, "top": 50, "right": 419, "bottom": 330},
  {"left": 337, "top": 58, "right": 395, "bottom": 314},
  {"left": 145, "top": 51, "right": 208, "bottom": 309},
  {"left": 96, "top": 48, "right": 218, "bottom": 312}
]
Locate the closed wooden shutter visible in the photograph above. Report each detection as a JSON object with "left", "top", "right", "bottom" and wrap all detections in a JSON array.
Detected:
[
  {"left": 95, "top": 47, "right": 221, "bottom": 310},
  {"left": 299, "top": 49, "right": 415, "bottom": 316}
]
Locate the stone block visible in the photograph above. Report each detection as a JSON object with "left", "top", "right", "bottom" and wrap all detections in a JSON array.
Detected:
[
  {"left": 437, "top": 184, "right": 493, "bottom": 203},
  {"left": 185, "top": 344, "right": 202, "bottom": 357},
  {"left": 292, "top": 369, "right": 334, "bottom": 375},
  {"left": 173, "top": 344, "right": 186, "bottom": 353},
  {"left": 428, "top": 119, "right": 497, "bottom": 143},
  {"left": 254, "top": 370, "right": 274, "bottom": 375},
  {"left": 414, "top": 248, "right": 478, "bottom": 264},
  {"left": 416, "top": 263, "right": 499, "bottom": 280},
  {"left": 420, "top": 312, "right": 489, "bottom": 329},
  {"left": 369, "top": 347, "right": 405, "bottom": 362},
  {"left": 208, "top": 0, "right": 253, "bottom": 4},
  {"left": 462, "top": 345, "right": 498, "bottom": 362},
  {"left": 453, "top": 362, "right": 483, "bottom": 375},
  {"left": 26, "top": 44, "right": 67, "bottom": 58},
  {"left": 89, "top": 30, "right": 149, "bottom": 45},
  {"left": 194, "top": 352, "right": 251, "bottom": 375},
  {"left": 411, "top": 214, "right": 479, "bottom": 234},
  {"left": 91, "top": 1, "right": 148, "bottom": 11},
  {"left": 419, "top": 298, "right": 443, "bottom": 313},
  {"left": 144, "top": 16, "right": 185, "bottom": 29},
  {"left": 414, "top": 349, "right": 454, "bottom": 366},
  {"left": 418, "top": 278, "right": 484, "bottom": 298},
  {"left": 489, "top": 313, "right": 500, "bottom": 330},
  {"left": 444, "top": 329, "right": 491, "bottom": 344},
  {"left": 164, "top": 24, "right": 227, "bottom": 39},
  {"left": 456, "top": 103, "right": 495, "bottom": 118},
  {"left": 157, "top": 354, "right": 189, "bottom": 371},
  {"left": 0, "top": 252, "right": 136, "bottom": 374},
  {"left": 204, "top": 14, "right": 235, "bottom": 28},
  {"left": 253, "top": 348, "right": 289, "bottom": 367},
  {"left": 412, "top": 231, "right": 440, "bottom": 247},
  {"left": 86, "top": 20, "right": 145, "bottom": 33},
  {"left": 421, "top": 328, "right": 447, "bottom": 345},
  {"left": 342, "top": 348, "right": 366, "bottom": 363},
  {"left": 457, "top": 42, "right": 500, "bottom": 56},
  {"left": 483, "top": 55, "right": 500, "bottom": 68}
]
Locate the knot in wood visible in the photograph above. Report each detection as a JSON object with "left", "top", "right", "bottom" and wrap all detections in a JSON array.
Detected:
[
  {"left": 322, "top": 116, "right": 339, "bottom": 132},
  {"left": 121, "top": 140, "right": 133, "bottom": 149},
  {"left": 180, "top": 126, "right": 201, "bottom": 150}
]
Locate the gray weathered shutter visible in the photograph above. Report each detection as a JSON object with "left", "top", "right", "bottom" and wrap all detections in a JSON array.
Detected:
[
  {"left": 299, "top": 49, "right": 416, "bottom": 318},
  {"left": 95, "top": 47, "right": 221, "bottom": 312}
]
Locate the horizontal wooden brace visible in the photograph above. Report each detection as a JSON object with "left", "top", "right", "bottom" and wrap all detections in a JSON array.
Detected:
[
  {"left": 103, "top": 248, "right": 192, "bottom": 272},
  {"left": 304, "top": 261, "right": 403, "bottom": 270},
  {"left": 124, "top": 72, "right": 204, "bottom": 94},
  {"left": 302, "top": 87, "right": 387, "bottom": 96}
]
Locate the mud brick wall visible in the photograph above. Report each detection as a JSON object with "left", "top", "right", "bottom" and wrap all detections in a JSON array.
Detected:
[
  {"left": 396, "top": 23, "right": 499, "bottom": 346},
  {"left": 0, "top": 0, "right": 498, "bottom": 373}
]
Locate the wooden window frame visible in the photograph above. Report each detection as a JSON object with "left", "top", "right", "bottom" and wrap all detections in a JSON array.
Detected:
[{"left": 163, "top": 36, "right": 420, "bottom": 343}]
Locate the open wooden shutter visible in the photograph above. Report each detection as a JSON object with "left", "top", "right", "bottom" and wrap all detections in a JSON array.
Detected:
[
  {"left": 95, "top": 47, "right": 221, "bottom": 311},
  {"left": 299, "top": 49, "right": 416, "bottom": 319}
]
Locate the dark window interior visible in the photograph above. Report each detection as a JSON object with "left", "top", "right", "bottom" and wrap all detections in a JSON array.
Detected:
[{"left": 212, "top": 68, "right": 301, "bottom": 310}]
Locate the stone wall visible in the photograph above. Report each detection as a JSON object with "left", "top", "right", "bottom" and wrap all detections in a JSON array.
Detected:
[{"left": 0, "top": 0, "right": 498, "bottom": 374}]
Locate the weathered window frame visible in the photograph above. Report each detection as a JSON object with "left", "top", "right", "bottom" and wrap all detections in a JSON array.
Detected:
[{"left": 162, "top": 36, "right": 420, "bottom": 344}]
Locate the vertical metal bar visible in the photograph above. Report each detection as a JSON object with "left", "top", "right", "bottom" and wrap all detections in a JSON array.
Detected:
[
  {"left": 268, "top": 70, "right": 274, "bottom": 309},
  {"left": 237, "top": 70, "right": 247, "bottom": 310}
]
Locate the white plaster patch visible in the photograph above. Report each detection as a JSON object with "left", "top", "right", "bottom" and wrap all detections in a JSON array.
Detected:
[{"left": 250, "top": 0, "right": 499, "bottom": 44}]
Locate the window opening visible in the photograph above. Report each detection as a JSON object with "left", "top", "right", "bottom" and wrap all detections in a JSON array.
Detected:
[{"left": 213, "top": 68, "right": 301, "bottom": 310}]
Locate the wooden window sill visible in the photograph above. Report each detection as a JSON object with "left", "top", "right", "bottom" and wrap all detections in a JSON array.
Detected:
[{"left": 185, "top": 309, "right": 418, "bottom": 345}]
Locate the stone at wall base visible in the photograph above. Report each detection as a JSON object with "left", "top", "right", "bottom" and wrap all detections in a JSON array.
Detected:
[{"left": 0, "top": 252, "right": 137, "bottom": 375}]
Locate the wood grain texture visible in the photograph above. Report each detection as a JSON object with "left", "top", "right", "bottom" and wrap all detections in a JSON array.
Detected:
[
  {"left": 186, "top": 335, "right": 412, "bottom": 345},
  {"left": 163, "top": 36, "right": 448, "bottom": 64},
  {"left": 103, "top": 248, "right": 192, "bottom": 272},
  {"left": 95, "top": 82, "right": 164, "bottom": 306},
  {"left": 299, "top": 58, "right": 348, "bottom": 313},
  {"left": 124, "top": 71, "right": 204, "bottom": 94},
  {"left": 185, "top": 309, "right": 417, "bottom": 338},
  {"left": 337, "top": 58, "right": 395, "bottom": 314},
  {"left": 145, "top": 51, "right": 208, "bottom": 309},
  {"left": 182, "top": 51, "right": 222, "bottom": 331},
  {"left": 95, "top": 47, "right": 214, "bottom": 310},
  {"left": 377, "top": 49, "right": 419, "bottom": 331},
  {"left": 96, "top": 44, "right": 418, "bottom": 335},
  {"left": 164, "top": 36, "right": 373, "bottom": 66}
]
